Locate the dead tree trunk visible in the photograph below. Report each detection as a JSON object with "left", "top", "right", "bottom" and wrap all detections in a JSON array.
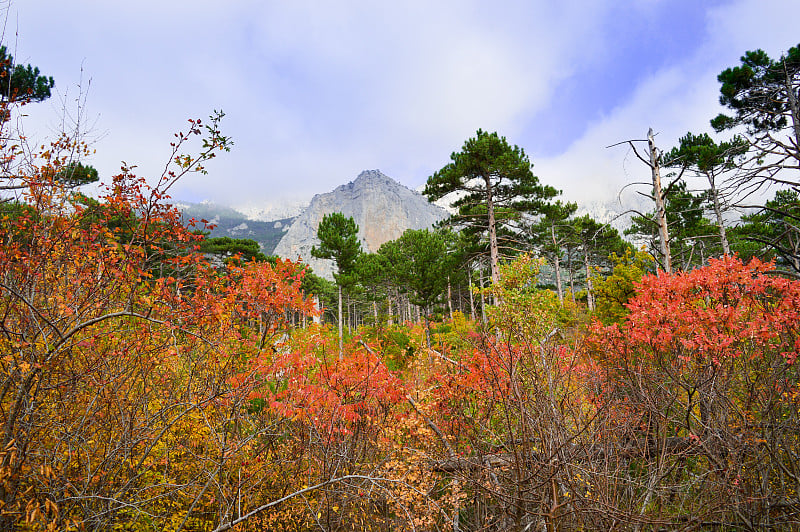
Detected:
[{"left": 649, "top": 128, "right": 672, "bottom": 273}]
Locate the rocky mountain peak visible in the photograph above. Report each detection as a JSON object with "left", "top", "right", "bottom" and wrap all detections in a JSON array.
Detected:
[
  {"left": 353, "top": 169, "right": 393, "bottom": 183},
  {"left": 330, "top": 169, "right": 396, "bottom": 195},
  {"left": 274, "top": 170, "right": 448, "bottom": 280}
]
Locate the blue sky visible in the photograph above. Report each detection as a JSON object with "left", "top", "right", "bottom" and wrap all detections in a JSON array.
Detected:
[{"left": 11, "top": 0, "right": 800, "bottom": 214}]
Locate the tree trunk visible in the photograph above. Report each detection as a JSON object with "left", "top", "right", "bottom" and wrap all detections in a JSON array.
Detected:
[
  {"left": 337, "top": 284, "right": 343, "bottom": 360},
  {"left": 649, "top": 128, "right": 672, "bottom": 273},
  {"left": 468, "top": 268, "right": 476, "bottom": 321},
  {"left": 783, "top": 59, "right": 800, "bottom": 156},
  {"left": 479, "top": 269, "right": 487, "bottom": 325},
  {"left": 313, "top": 296, "right": 322, "bottom": 324},
  {"left": 584, "top": 249, "right": 594, "bottom": 311},
  {"left": 708, "top": 172, "right": 731, "bottom": 255},
  {"left": 347, "top": 295, "right": 352, "bottom": 333},
  {"left": 551, "top": 223, "right": 564, "bottom": 304},
  {"left": 567, "top": 248, "right": 576, "bottom": 304},
  {"left": 423, "top": 311, "right": 432, "bottom": 349},
  {"left": 789, "top": 229, "right": 800, "bottom": 272},
  {"left": 447, "top": 276, "right": 453, "bottom": 320},
  {"left": 484, "top": 174, "right": 502, "bottom": 288}
]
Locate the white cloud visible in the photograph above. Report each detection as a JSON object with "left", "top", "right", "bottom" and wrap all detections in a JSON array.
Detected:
[
  {"left": 9, "top": 0, "right": 800, "bottom": 211},
  {"left": 537, "top": 0, "right": 800, "bottom": 212}
]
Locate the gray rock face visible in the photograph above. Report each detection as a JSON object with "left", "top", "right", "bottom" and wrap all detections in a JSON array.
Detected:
[{"left": 274, "top": 170, "right": 448, "bottom": 280}]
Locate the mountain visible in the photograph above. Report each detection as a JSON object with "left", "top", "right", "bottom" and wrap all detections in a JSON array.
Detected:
[
  {"left": 178, "top": 201, "right": 295, "bottom": 256},
  {"left": 236, "top": 200, "right": 308, "bottom": 222},
  {"left": 274, "top": 169, "right": 449, "bottom": 280}
]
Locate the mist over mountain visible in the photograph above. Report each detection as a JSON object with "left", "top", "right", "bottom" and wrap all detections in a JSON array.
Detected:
[
  {"left": 274, "top": 170, "right": 449, "bottom": 280},
  {"left": 177, "top": 171, "right": 448, "bottom": 274},
  {"left": 177, "top": 170, "right": 640, "bottom": 276},
  {"left": 575, "top": 199, "right": 640, "bottom": 235},
  {"left": 236, "top": 200, "right": 308, "bottom": 222},
  {"left": 178, "top": 201, "right": 295, "bottom": 256}
]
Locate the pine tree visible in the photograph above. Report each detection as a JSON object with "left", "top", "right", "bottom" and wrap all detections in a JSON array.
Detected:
[
  {"left": 311, "top": 212, "right": 362, "bottom": 357},
  {"left": 424, "top": 129, "right": 558, "bottom": 287},
  {"left": 711, "top": 44, "right": 800, "bottom": 189}
]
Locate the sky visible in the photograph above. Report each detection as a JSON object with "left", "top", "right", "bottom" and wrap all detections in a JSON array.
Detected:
[{"left": 9, "top": 0, "right": 800, "bottom": 217}]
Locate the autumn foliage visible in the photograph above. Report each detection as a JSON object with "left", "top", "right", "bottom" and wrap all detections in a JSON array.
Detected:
[
  {"left": 2, "top": 108, "right": 799, "bottom": 531},
  {"left": 586, "top": 255, "right": 800, "bottom": 527},
  {"left": 0, "top": 118, "right": 433, "bottom": 531}
]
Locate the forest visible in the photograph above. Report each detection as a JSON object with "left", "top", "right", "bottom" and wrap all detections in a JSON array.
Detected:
[{"left": 0, "top": 40, "right": 799, "bottom": 531}]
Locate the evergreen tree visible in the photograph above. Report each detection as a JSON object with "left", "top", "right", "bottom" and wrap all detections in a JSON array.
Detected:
[
  {"left": 527, "top": 200, "right": 577, "bottom": 304},
  {"left": 53, "top": 162, "right": 100, "bottom": 188},
  {"left": 570, "top": 214, "right": 629, "bottom": 310},
  {"left": 424, "top": 129, "right": 558, "bottom": 287},
  {"left": 730, "top": 189, "right": 800, "bottom": 275},
  {"left": 353, "top": 251, "right": 392, "bottom": 325},
  {"left": 0, "top": 45, "right": 55, "bottom": 105},
  {"left": 711, "top": 44, "right": 800, "bottom": 189},
  {"left": 627, "top": 181, "right": 718, "bottom": 271},
  {"left": 311, "top": 212, "right": 362, "bottom": 357},
  {"left": 198, "top": 236, "right": 270, "bottom": 266},
  {"left": 383, "top": 228, "right": 458, "bottom": 347},
  {"left": 663, "top": 132, "right": 747, "bottom": 255}
]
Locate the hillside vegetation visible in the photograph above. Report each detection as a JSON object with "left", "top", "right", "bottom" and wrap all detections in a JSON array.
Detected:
[
  {"left": 0, "top": 43, "right": 799, "bottom": 531},
  {"left": 179, "top": 201, "right": 294, "bottom": 256}
]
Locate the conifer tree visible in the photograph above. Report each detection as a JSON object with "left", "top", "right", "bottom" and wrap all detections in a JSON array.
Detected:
[
  {"left": 312, "top": 212, "right": 362, "bottom": 357},
  {"left": 711, "top": 44, "right": 800, "bottom": 189},
  {"left": 663, "top": 132, "right": 747, "bottom": 256},
  {"left": 0, "top": 45, "right": 55, "bottom": 105},
  {"left": 382, "top": 228, "right": 458, "bottom": 347},
  {"left": 424, "top": 129, "right": 558, "bottom": 287},
  {"left": 528, "top": 200, "right": 577, "bottom": 304},
  {"left": 730, "top": 189, "right": 800, "bottom": 275}
]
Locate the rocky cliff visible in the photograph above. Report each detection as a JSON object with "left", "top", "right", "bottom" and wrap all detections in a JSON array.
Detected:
[{"left": 274, "top": 170, "right": 448, "bottom": 280}]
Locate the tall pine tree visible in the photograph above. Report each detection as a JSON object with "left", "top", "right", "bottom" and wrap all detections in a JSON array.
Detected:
[
  {"left": 311, "top": 212, "right": 362, "bottom": 357},
  {"left": 424, "top": 129, "right": 558, "bottom": 287}
]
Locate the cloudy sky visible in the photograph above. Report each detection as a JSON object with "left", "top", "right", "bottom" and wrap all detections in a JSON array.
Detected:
[{"left": 10, "top": 0, "right": 800, "bottom": 215}]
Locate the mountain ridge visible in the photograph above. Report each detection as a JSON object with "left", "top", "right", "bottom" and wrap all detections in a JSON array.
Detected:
[
  {"left": 177, "top": 201, "right": 295, "bottom": 256},
  {"left": 274, "top": 169, "right": 449, "bottom": 280}
]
